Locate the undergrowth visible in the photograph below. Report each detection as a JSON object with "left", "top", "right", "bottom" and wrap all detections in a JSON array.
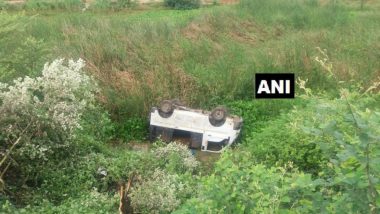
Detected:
[{"left": 0, "top": 0, "right": 379, "bottom": 213}]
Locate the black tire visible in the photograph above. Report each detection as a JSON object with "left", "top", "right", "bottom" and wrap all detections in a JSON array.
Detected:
[
  {"left": 158, "top": 100, "right": 174, "bottom": 118},
  {"left": 209, "top": 106, "right": 228, "bottom": 127}
]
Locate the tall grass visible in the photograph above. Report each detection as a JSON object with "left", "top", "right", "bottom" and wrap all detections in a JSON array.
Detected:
[
  {"left": 25, "top": 0, "right": 84, "bottom": 11},
  {"left": 240, "top": 0, "right": 351, "bottom": 29}
]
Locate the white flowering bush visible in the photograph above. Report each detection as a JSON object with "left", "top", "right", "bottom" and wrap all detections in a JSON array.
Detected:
[
  {"left": 127, "top": 143, "right": 200, "bottom": 213},
  {"left": 0, "top": 58, "right": 95, "bottom": 131},
  {"left": 0, "top": 59, "right": 97, "bottom": 187},
  {"left": 130, "top": 168, "right": 185, "bottom": 213},
  {"left": 154, "top": 142, "right": 199, "bottom": 173}
]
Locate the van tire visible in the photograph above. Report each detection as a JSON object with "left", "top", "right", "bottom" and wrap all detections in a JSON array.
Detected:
[
  {"left": 209, "top": 106, "right": 227, "bottom": 127},
  {"left": 158, "top": 100, "right": 174, "bottom": 118}
]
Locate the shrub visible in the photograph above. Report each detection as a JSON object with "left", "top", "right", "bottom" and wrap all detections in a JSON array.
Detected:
[
  {"left": 128, "top": 142, "right": 200, "bottom": 213},
  {"left": 80, "top": 151, "right": 142, "bottom": 193},
  {"left": 116, "top": 116, "right": 146, "bottom": 142},
  {"left": 176, "top": 151, "right": 323, "bottom": 213},
  {"left": 227, "top": 99, "right": 307, "bottom": 138},
  {"left": 154, "top": 142, "right": 199, "bottom": 173},
  {"left": 244, "top": 107, "right": 326, "bottom": 175},
  {"left": 24, "top": 145, "right": 145, "bottom": 204},
  {"left": 0, "top": 59, "right": 97, "bottom": 195},
  {"left": 164, "top": 0, "right": 200, "bottom": 10},
  {"left": 28, "top": 141, "right": 200, "bottom": 204},
  {"left": 78, "top": 107, "right": 115, "bottom": 145},
  {"left": 130, "top": 169, "right": 188, "bottom": 213},
  {"left": 299, "top": 94, "right": 380, "bottom": 213}
]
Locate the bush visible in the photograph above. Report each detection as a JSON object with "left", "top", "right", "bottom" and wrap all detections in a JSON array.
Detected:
[
  {"left": 246, "top": 117, "right": 325, "bottom": 175},
  {"left": 116, "top": 116, "right": 146, "bottom": 142},
  {"left": 176, "top": 151, "right": 323, "bottom": 213},
  {"left": 127, "top": 142, "right": 200, "bottom": 213},
  {"left": 227, "top": 99, "right": 307, "bottom": 138},
  {"left": 164, "top": 0, "right": 200, "bottom": 10},
  {"left": 153, "top": 142, "right": 199, "bottom": 174},
  {"left": 81, "top": 151, "right": 142, "bottom": 193},
  {"left": 298, "top": 94, "right": 380, "bottom": 213},
  {"left": 0, "top": 59, "right": 97, "bottom": 198},
  {"left": 130, "top": 169, "right": 187, "bottom": 213}
]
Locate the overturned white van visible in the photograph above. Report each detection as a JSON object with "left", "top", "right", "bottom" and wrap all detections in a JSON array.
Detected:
[{"left": 149, "top": 100, "right": 243, "bottom": 153}]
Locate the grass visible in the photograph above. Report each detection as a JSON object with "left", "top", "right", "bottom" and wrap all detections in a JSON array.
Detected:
[{"left": 1, "top": 0, "right": 379, "bottom": 130}]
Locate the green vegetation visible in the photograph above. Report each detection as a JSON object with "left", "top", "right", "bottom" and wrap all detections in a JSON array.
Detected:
[
  {"left": 165, "top": 0, "right": 200, "bottom": 9},
  {"left": 0, "top": 0, "right": 379, "bottom": 213},
  {"left": 24, "top": 0, "right": 84, "bottom": 10},
  {"left": 0, "top": 0, "right": 137, "bottom": 11},
  {"left": 180, "top": 93, "right": 380, "bottom": 213}
]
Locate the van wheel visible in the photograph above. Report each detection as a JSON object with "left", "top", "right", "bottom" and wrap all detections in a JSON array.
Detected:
[
  {"left": 209, "top": 106, "right": 228, "bottom": 127},
  {"left": 158, "top": 100, "right": 174, "bottom": 118}
]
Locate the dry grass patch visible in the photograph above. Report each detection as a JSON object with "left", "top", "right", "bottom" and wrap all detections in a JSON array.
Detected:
[{"left": 182, "top": 20, "right": 214, "bottom": 40}]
